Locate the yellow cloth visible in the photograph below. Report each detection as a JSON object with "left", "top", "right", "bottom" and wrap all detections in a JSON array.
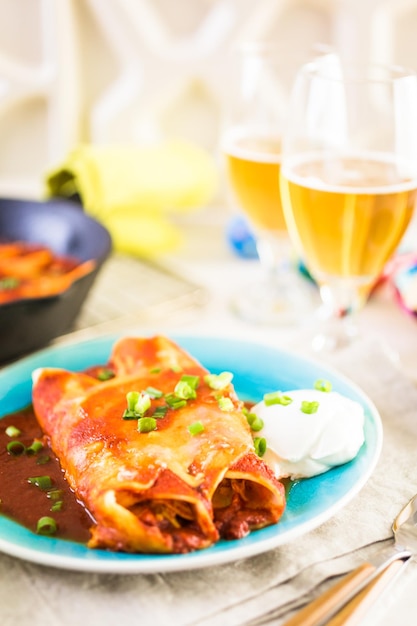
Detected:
[{"left": 45, "top": 140, "right": 218, "bottom": 258}]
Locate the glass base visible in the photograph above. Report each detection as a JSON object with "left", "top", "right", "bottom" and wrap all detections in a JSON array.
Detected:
[
  {"left": 230, "top": 272, "right": 315, "bottom": 326},
  {"left": 310, "top": 304, "right": 360, "bottom": 353}
]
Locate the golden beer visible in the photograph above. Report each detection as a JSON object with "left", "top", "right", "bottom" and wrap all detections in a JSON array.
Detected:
[
  {"left": 223, "top": 135, "right": 287, "bottom": 232},
  {"left": 280, "top": 156, "right": 417, "bottom": 283}
]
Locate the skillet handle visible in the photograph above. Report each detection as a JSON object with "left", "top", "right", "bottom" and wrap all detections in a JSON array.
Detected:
[
  {"left": 282, "top": 562, "right": 377, "bottom": 626},
  {"left": 326, "top": 558, "right": 409, "bottom": 626}
]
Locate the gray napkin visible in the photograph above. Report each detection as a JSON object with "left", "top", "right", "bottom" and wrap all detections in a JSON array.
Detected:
[{"left": 1, "top": 337, "right": 417, "bottom": 626}]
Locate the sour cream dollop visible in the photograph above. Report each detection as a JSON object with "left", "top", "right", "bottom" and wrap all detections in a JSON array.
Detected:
[{"left": 252, "top": 389, "right": 365, "bottom": 479}]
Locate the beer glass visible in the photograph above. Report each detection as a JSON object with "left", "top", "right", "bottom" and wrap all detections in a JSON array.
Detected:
[
  {"left": 221, "top": 43, "right": 311, "bottom": 325},
  {"left": 280, "top": 56, "right": 417, "bottom": 350}
]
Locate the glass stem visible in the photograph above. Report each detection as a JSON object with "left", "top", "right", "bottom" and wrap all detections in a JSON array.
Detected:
[
  {"left": 313, "top": 280, "right": 367, "bottom": 351},
  {"left": 255, "top": 231, "right": 291, "bottom": 278}
]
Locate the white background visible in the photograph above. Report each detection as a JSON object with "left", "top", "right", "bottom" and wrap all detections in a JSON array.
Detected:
[{"left": 1, "top": 0, "right": 417, "bottom": 197}]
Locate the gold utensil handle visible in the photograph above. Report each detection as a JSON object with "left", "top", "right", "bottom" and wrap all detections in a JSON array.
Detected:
[
  {"left": 326, "top": 559, "right": 407, "bottom": 626},
  {"left": 282, "top": 562, "right": 377, "bottom": 626}
]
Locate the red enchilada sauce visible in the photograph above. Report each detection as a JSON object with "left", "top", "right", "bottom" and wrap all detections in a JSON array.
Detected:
[{"left": 0, "top": 406, "right": 93, "bottom": 543}]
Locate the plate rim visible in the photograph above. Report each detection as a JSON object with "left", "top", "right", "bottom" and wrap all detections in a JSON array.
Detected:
[{"left": 0, "top": 331, "right": 383, "bottom": 573}]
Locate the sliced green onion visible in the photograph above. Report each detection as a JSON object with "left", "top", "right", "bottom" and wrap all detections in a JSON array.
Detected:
[
  {"left": 28, "top": 475, "right": 53, "bottom": 490},
  {"left": 245, "top": 411, "right": 257, "bottom": 425},
  {"left": 144, "top": 386, "right": 164, "bottom": 399},
  {"left": 188, "top": 421, "right": 204, "bottom": 436},
  {"left": 5, "top": 425, "right": 21, "bottom": 438},
  {"left": 301, "top": 400, "right": 319, "bottom": 414},
  {"left": 134, "top": 392, "right": 151, "bottom": 416},
  {"left": 170, "top": 364, "right": 183, "bottom": 373},
  {"left": 180, "top": 374, "right": 200, "bottom": 390},
  {"left": 26, "top": 440, "right": 43, "bottom": 455},
  {"left": 6, "top": 440, "right": 26, "bottom": 456},
  {"left": 47, "top": 489, "right": 63, "bottom": 500},
  {"left": 97, "top": 368, "right": 115, "bottom": 381},
  {"left": 137, "top": 417, "right": 157, "bottom": 433},
  {"left": 149, "top": 367, "right": 161, "bottom": 374},
  {"left": 314, "top": 379, "right": 332, "bottom": 392},
  {"left": 204, "top": 371, "right": 233, "bottom": 390},
  {"left": 218, "top": 396, "right": 234, "bottom": 412},
  {"left": 254, "top": 437, "right": 267, "bottom": 457},
  {"left": 36, "top": 455, "right": 50, "bottom": 465},
  {"left": 153, "top": 405, "right": 168, "bottom": 418},
  {"left": 124, "top": 391, "right": 152, "bottom": 419},
  {"left": 165, "top": 394, "right": 187, "bottom": 410},
  {"left": 264, "top": 391, "right": 293, "bottom": 406},
  {"left": 126, "top": 391, "right": 140, "bottom": 411},
  {"left": 174, "top": 380, "right": 196, "bottom": 400},
  {"left": 36, "top": 516, "right": 57, "bottom": 535},
  {"left": 246, "top": 413, "right": 264, "bottom": 432},
  {"left": 0, "top": 276, "right": 20, "bottom": 290},
  {"left": 50, "top": 501, "right": 63, "bottom": 512}
]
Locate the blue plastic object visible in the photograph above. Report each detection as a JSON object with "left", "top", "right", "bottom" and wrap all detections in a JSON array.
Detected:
[{"left": 226, "top": 215, "right": 258, "bottom": 259}]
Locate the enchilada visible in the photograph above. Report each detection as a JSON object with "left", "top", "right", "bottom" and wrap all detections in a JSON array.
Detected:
[{"left": 32, "top": 335, "right": 285, "bottom": 553}]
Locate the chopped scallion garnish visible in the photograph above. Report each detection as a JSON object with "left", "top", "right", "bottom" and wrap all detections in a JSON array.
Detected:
[
  {"left": 153, "top": 405, "right": 168, "bottom": 418},
  {"left": 204, "top": 371, "right": 233, "bottom": 390},
  {"left": 126, "top": 391, "right": 140, "bottom": 411},
  {"left": 5, "top": 425, "right": 21, "bottom": 438},
  {"left": 97, "top": 368, "right": 115, "bottom": 381},
  {"left": 36, "top": 455, "right": 50, "bottom": 465},
  {"left": 0, "top": 277, "right": 20, "bottom": 291},
  {"left": 174, "top": 380, "right": 196, "bottom": 400},
  {"left": 36, "top": 516, "right": 57, "bottom": 535},
  {"left": 218, "top": 396, "right": 234, "bottom": 412},
  {"left": 144, "top": 386, "right": 164, "bottom": 399},
  {"left": 314, "top": 379, "right": 332, "bottom": 392},
  {"left": 26, "top": 440, "right": 43, "bottom": 455},
  {"left": 6, "top": 440, "right": 26, "bottom": 456},
  {"left": 301, "top": 400, "right": 319, "bottom": 414},
  {"left": 246, "top": 413, "right": 264, "bottom": 432},
  {"left": 50, "top": 501, "right": 63, "bottom": 512},
  {"left": 165, "top": 394, "right": 187, "bottom": 410},
  {"left": 124, "top": 391, "right": 151, "bottom": 418},
  {"left": 263, "top": 391, "right": 293, "bottom": 406},
  {"left": 180, "top": 374, "right": 200, "bottom": 390},
  {"left": 254, "top": 437, "right": 267, "bottom": 457},
  {"left": 134, "top": 392, "right": 151, "bottom": 416},
  {"left": 137, "top": 417, "right": 157, "bottom": 433},
  {"left": 149, "top": 367, "right": 161, "bottom": 374},
  {"left": 188, "top": 421, "right": 204, "bottom": 436},
  {"left": 245, "top": 411, "right": 255, "bottom": 423},
  {"left": 47, "top": 489, "right": 63, "bottom": 501},
  {"left": 28, "top": 475, "right": 53, "bottom": 490}
]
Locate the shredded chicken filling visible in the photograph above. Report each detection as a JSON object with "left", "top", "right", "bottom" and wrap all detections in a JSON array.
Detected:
[
  {"left": 212, "top": 478, "right": 277, "bottom": 539},
  {"left": 128, "top": 499, "right": 197, "bottom": 531}
]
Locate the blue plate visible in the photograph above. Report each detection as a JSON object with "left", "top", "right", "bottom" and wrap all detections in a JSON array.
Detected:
[{"left": 0, "top": 333, "right": 382, "bottom": 573}]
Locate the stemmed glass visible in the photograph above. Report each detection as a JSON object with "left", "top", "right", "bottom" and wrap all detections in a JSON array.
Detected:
[
  {"left": 221, "top": 43, "right": 312, "bottom": 325},
  {"left": 280, "top": 55, "right": 417, "bottom": 350}
]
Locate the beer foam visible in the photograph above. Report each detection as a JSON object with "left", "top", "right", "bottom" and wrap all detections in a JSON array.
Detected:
[
  {"left": 222, "top": 129, "right": 282, "bottom": 164},
  {"left": 281, "top": 152, "right": 417, "bottom": 194}
]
